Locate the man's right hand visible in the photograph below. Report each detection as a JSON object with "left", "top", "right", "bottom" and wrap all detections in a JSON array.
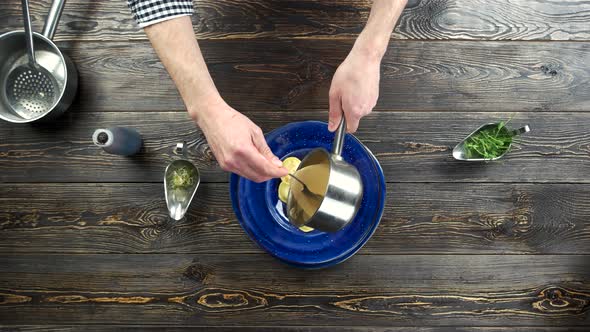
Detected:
[
  {"left": 192, "top": 97, "right": 289, "bottom": 183},
  {"left": 144, "top": 17, "right": 287, "bottom": 182}
]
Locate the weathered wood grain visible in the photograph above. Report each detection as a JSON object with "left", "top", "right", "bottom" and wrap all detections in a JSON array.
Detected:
[
  {"left": 1, "top": 112, "right": 589, "bottom": 183},
  {"left": 1, "top": 0, "right": 589, "bottom": 41},
  {"left": 0, "top": 254, "right": 589, "bottom": 325},
  {"left": 0, "top": 1, "right": 588, "bottom": 331},
  {"left": 30, "top": 40, "right": 588, "bottom": 112},
  {"left": 2, "top": 327, "right": 588, "bottom": 332},
  {"left": 1, "top": 182, "right": 589, "bottom": 254}
]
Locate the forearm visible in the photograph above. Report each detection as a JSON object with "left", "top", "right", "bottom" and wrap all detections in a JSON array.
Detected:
[
  {"left": 355, "top": 0, "right": 407, "bottom": 61},
  {"left": 144, "top": 16, "right": 219, "bottom": 123}
]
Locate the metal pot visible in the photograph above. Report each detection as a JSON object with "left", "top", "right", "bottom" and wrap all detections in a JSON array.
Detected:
[
  {"left": 0, "top": 0, "right": 78, "bottom": 123},
  {"left": 287, "top": 118, "right": 364, "bottom": 232}
]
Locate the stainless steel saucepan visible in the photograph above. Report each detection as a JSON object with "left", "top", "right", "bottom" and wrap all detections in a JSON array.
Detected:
[
  {"left": 287, "top": 118, "right": 364, "bottom": 232},
  {"left": 0, "top": 0, "right": 78, "bottom": 123}
]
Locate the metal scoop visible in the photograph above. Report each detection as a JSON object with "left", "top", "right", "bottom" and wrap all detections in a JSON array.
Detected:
[
  {"left": 164, "top": 142, "right": 200, "bottom": 221},
  {"left": 5, "top": 0, "right": 59, "bottom": 119},
  {"left": 453, "top": 123, "right": 531, "bottom": 161}
]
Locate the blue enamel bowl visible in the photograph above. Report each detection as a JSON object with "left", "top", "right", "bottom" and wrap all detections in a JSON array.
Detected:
[{"left": 230, "top": 121, "right": 386, "bottom": 269}]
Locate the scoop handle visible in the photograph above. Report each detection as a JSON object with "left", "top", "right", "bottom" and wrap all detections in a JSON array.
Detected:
[
  {"left": 22, "top": 0, "right": 36, "bottom": 65},
  {"left": 331, "top": 117, "right": 346, "bottom": 156},
  {"left": 511, "top": 124, "right": 531, "bottom": 137}
]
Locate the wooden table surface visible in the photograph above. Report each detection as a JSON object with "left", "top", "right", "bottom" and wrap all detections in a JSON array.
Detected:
[{"left": 1, "top": 0, "right": 590, "bottom": 330}]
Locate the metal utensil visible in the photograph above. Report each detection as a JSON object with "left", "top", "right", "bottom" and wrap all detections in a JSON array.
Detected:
[
  {"left": 453, "top": 123, "right": 531, "bottom": 161},
  {"left": 288, "top": 173, "right": 323, "bottom": 202},
  {"left": 287, "top": 118, "right": 363, "bottom": 232},
  {"left": 5, "top": 0, "right": 59, "bottom": 118},
  {"left": 164, "top": 142, "right": 200, "bottom": 221},
  {"left": 0, "top": 0, "right": 78, "bottom": 123}
]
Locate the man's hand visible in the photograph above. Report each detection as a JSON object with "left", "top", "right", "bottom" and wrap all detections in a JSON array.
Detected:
[
  {"left": 328, "top": 0, "right": 407, "bottom": 133},
  {"left": 329, "top": 46, "right": 381, "bottom": 133},
  {"left": 193, "top": 97, "right": 288, "bottom": 183},
  {"left": 145, "top": 16, "right": 287, "bottom": 183}
]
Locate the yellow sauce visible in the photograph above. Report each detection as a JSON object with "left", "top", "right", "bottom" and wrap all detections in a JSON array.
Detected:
[{"left": 289, "top": 162, "right": 330, "bottom": 224}]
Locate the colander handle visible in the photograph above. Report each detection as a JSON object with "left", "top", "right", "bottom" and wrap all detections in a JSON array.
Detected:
[{"left": 42, "top": 0, "right": 66, "bottom": 40}]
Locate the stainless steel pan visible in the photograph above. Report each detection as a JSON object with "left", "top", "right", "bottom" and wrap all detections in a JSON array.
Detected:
[
  {"left": 287, "top": 118, "right": 364, "bottom": 232},
  {"left": 0, "top": 0, "right": 78, "bottom": 123}
]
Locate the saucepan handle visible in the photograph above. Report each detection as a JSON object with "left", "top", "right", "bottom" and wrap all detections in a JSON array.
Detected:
[
  {"left": 331, "top": 116, "right": 346, "bottom": 156},
  {"left": 42, "top": 0, "right": 66, "bottom": 40}
]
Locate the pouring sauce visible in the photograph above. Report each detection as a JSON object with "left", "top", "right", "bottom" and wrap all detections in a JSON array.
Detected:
[{"left": 288, "top": 162, "right": 330, "bottom": 224}]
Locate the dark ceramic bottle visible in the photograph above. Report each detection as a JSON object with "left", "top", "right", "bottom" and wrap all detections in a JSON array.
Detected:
[{"left": 92, "top": 127, "right": 142, "bottom": 156}]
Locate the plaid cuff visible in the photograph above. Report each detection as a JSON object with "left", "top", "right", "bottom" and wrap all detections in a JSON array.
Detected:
[{"left": 127, "top": 0, "right": 193, "bottom": 27}]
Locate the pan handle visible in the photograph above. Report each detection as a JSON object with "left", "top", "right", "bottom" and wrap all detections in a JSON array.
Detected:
[
  {"left": 331, "top": 116, "right": 346, "bottom": 157},
  {"left": 42, "top": 0, "right": 66, "bottom": 40}
]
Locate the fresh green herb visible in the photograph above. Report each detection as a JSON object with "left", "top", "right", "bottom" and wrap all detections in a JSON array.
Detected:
[
  {"left": 168, "top": 166, "right": 196, "bottom": 190},
  {"left": 465, "top": 121, "right": 514, "bottom": 159}
]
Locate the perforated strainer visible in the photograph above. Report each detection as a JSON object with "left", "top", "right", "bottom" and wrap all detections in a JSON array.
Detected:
[
  {"left": 6, "top": 66, "right": 58, "bottom": 118},
  {"left": 0, "top": 0, "right": 78, "bottom": 123},
  {"left": 6, "top": 0, "right": 58, "bottom": 118}
]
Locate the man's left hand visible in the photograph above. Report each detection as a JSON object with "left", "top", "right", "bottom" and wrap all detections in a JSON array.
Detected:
[{"left": 328, "top": 46, "right": 381, "bottom": 133}]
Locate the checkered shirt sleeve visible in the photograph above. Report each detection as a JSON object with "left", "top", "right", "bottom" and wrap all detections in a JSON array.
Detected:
[{"left": 127, "top": 0, "right": 194, "bottom": 28}]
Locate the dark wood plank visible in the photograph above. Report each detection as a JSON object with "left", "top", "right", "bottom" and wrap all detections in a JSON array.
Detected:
[
  {"left": 1, "top": 0, "right": 589, "bottom": 41},
  {"left": 2, "top": 327, "right": 588, "bottom": 332},
  {"left": 0, "top": 254, "right": 589, "bottom": 325},
  {"left": 1, "top": 182, "right": 589, "bottom": 254},
  {"left": 35, "top": 40, "right": 589, "bottom": 112},
  {"left": 1, "top": 112, "right": 589, "bottom": 183}
]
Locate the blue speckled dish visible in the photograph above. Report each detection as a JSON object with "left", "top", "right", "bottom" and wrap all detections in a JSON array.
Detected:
[{"left": 230, "top": 121, "right": 386, "bottom": 269}]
